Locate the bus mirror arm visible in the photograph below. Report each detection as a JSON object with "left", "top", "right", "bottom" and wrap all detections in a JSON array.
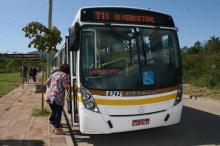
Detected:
[
  {"left": 72, "top": 77, "right": 77, "bottom": 97},
  {"left": 72, "top": 76, "right": 77, "bottom": 88}
]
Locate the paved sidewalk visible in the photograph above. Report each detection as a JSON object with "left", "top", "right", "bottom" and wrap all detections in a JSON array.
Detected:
[
  {"left": 183, "top": 95, "right": 220, "bottom": 116},
  {"left": 0, "top": 81, "right": 73, "bottom": 146}
]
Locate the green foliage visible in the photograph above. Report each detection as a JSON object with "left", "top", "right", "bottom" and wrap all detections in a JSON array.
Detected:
[
  {"left": 182, "top": 36, "right": 220, "bottom": 54},
  {"left": 0, "top": 56, "right": 43, "bottom": 73},
  {"left": 182, "top": 36, "right": 220, "bottom": 89},
  {"left": 0, "top": 72, "right": 20, "bottom": 97},
  {"left": 0, "top": 57, "right": 21, "bottom": 73},
  {"left": 31, "top": 108, "right": 51, "bottom": 117},
  {"left": 204, "top": 36, "right": 220, "bottom": 53},
  {"left": 187, "top": 41, "right": 202, "bottom": 54},
  {"left": 22, "top": 22, "right": 62, "bottom": 52}
]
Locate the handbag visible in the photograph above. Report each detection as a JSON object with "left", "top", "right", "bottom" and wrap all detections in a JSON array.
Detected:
[{"left": 44, "top": 88, "right": 50, "bottom": 102}]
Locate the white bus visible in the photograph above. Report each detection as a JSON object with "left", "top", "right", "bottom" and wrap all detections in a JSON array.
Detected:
[{"left": 56, "top": 6, "right": 182, "bottom": 134}]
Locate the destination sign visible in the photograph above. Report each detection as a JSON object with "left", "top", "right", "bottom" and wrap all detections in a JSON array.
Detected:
[
  {"left": 80, "top": 7, "right": 175, "bottom": 27},
  {"left": 94, "top": 11, "right": 156, "bottom": 24}
]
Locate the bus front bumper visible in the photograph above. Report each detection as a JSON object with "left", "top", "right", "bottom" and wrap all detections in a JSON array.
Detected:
[{"left": 79, "top": 103, "right": 182, "bottom": 134}]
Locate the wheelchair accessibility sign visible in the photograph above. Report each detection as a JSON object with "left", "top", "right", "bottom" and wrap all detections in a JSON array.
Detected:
[{"left": 142, "top": 71, "right": 155, "bottom": 85}]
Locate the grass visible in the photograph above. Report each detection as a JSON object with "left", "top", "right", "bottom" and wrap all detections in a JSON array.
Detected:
[
  {"left": 31, "top": 108, "right": 51, "bottom": 117},
  {"left": 0, "top": 72, "right": 21, "bottom": 97}
]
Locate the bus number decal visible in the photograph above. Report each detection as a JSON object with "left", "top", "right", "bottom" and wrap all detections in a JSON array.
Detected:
[{"left": 107, "top": 91, "right": 122, "bottom": 97}]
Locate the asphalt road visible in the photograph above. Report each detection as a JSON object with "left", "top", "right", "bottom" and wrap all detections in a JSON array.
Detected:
[{"left": 70, "top": 97, "right": 220, "bottom": 146}]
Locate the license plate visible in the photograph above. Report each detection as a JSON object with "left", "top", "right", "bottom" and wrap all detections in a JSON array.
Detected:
[{"left": 132, "top": 118, "right": 150, "bottom": 126}]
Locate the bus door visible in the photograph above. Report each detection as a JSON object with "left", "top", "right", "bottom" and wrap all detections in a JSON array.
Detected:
[
  {"left": 72, "top": 77, "right": 79, "bottom": 123},
  {"left": 71, "top": 49, "right": 78, "bottom": 123}
]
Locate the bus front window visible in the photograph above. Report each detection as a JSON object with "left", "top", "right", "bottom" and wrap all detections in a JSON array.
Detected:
[{"left": 80, "top": 26, "right": 181, "bottom": 90}]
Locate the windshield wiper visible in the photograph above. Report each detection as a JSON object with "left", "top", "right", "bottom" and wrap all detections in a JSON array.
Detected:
[
  {"left": 145, "top": 26, "right": 160, "bottom": 49},
  {"left": 108, "top": 25, "right": 131, "bottom": 50},
  {"left": 140, "top": 26, "right": 160, "bottom": 65},
  {"left": 149, "top": 26, "right": 160, "bottom": 42},
  {"left": 134, "top": 26, "right": 159, "bottom": 86},
  {"left": 108, "top": 25, "right": 135, "bottom": 66}
]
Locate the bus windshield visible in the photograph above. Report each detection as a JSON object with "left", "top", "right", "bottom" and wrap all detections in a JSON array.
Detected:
[{"left": 80, "top": 26, "right": 181, "bottom": 90}]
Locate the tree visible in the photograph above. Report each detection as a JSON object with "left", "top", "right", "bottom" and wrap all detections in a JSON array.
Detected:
[
  {"left": 188, "top": 41, "right": 202, "bottom": 54},
  {"left": 22, "top": 21, "right": 62, "bottom": 111},
  {"left": 22, "top": 21, "right": 62, "bottom": 52},
  {"left": 181, "top": 46, "right": 189, "bottom": 54},
  {"left": 204, "top": 36, "right": 220, "bottom": 53}
]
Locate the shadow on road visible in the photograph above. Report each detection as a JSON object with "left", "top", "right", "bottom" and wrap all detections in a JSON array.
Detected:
[
  {"left": 0, "top": 139, "right": 45, "bottom": 146},
  {"left": 72, "top": 106, "right": 220, "bottom": 146}
]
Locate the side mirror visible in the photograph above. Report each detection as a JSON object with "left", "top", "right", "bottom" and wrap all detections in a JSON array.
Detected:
[
  {"left": 69, "top": 22, "right": 80, "bottom": 51},
  {"left": 65, "top": 36, "right": 69, "bottom": 50},
  {"left": 75, "top": 23, "right": 80, "bottom": 49}
]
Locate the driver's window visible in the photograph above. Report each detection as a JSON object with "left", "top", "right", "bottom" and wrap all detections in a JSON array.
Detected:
[{"left": 81, "top": 31, "right": 95, "bottom": 69}]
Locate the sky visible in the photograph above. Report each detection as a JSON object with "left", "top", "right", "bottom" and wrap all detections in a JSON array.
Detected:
[{"left": 0, "top": 0, "right": 220, "bottom": 53}]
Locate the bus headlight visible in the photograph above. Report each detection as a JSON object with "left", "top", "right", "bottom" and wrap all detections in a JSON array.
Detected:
[
  {"left": 86, "top": 101, "right": 95, "bottom": 109},
  {"left": 174, "top": 84, "right": 182, "bottom": 106},
  {"left": 81, "top": 87, "right": 100, "bottom": 113},
  {"left": 82, "top": 93, "right": 91, "bottom": 101}
]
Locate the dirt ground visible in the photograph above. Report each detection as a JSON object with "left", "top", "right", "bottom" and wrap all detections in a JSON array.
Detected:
[{"left": 183, "top": 84, "right": 220, "bottom": 100}]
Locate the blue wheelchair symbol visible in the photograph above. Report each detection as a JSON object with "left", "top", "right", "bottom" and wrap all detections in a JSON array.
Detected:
[{"left": 142, "top": 71, "right": 155, "bottom": 85}]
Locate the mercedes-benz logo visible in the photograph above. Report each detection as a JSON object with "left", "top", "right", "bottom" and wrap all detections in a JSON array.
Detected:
[{"left": 138, "top": 106, "right": 145, "bottom": 113}]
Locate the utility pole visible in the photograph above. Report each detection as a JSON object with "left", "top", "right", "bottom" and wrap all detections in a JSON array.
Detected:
[
  {"left": 47, "top": 0, "right": 53, "bottom": 77},
  {"left": 48, "top": 0, "right": 52, "bottom": 28},
  {"left": 41, "top": 0, "right": 53, "bottom": 111}
]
